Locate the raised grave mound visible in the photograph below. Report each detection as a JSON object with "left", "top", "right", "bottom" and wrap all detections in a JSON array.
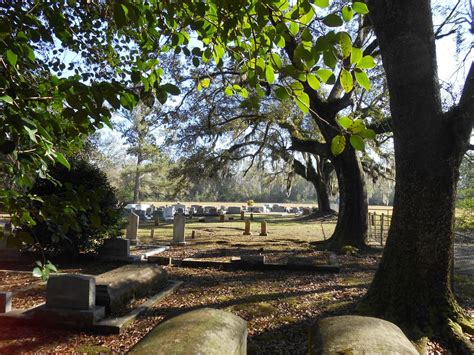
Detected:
[
  {"left": 131, "top": 308, "right": 247, "bottom": 354},
  {"left": 96, "top": 264, "right": 168, "bottom": 313},
  {"left": 309, "top": 315, "right": 419, "bottom": 354}
]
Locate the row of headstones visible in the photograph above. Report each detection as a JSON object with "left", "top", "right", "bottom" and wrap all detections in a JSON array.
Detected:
[{"left": 124, "top": 211, "right": 270, "bottom": 248}]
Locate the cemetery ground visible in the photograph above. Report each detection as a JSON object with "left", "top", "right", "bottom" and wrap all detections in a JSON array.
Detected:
[{"left": 0, "top": 209, "right": 472, "bottom": 353}]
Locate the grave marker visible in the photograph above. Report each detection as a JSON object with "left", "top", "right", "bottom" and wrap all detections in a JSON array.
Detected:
[
  {"left": 243, "top": 220, "right": 252, "bottom": 236},
  {"left": 46, "top": 274, "right": 96, "bottom": 310},
  {"left": 172, "top": 214, "right": 186, "bottom": 245},
  {"left": 260, "top": 221, "right": 268, "bottom": 236},
  {"left": 240, "top": 211, "right": 245, "bottom": 220},
  {"left": 126, "top": 212, "right": 139, "bottom": 245}
]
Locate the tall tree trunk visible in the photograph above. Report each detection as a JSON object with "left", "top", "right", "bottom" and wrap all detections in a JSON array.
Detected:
[
  {"left": 326, "top": 148, "right": 368, "bottom": 249},
  {"left": 293, "top": 157, "right": 332, "bottom": 214},
  {"left": 362, "top": 1, "right": 473, "bottom": 351},
  {"left": 133, "top": 154, "right": 142, "bottom": 203}
]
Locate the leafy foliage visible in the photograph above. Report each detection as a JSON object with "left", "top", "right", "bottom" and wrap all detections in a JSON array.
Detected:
[{"left": 24, "top": 158, "right": 121, "bottom": 256}]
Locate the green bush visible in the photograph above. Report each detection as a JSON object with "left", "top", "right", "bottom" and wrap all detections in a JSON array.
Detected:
[{"left": 25, "top": 158, "right": 122, "bottom": 256}]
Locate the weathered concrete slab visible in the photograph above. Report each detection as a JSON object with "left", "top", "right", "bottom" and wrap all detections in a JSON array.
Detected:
[
  {"left": 148, "top": 255, "right": 172, "bottom": 265},
  {"left": 46, "top": 274, "right": 95, "bottom": 310},
  {"left": 95, "top": 264, "right": 168, "bottom": 313},
  {"left": 309, "top": 315, "right": 419, "bottom": 355},
  {"left": 93, "top": 280, "right": 183, "bottom": 334},
  {"left": 33, "top": 304, "right": 105, "bottom": 327},
  {"left": 131, "top": 308, "right": 247, "bottom": 354}
]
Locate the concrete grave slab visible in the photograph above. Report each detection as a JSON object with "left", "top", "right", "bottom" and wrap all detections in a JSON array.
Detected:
[{"left": 309, "top": 315, "right": 419, "bottom": 355}]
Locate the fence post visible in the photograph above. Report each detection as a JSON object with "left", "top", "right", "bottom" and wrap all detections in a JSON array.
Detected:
[{"left": 380, "top": 213, "right": 385, "bottom": 245}]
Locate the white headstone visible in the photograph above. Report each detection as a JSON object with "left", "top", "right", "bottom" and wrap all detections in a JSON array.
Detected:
[
  {"left": 172, "top": 214, "right": 186, "bottom": 245},
  {"left": 126, "top": 212, "right": 139, "bottom": 245}
]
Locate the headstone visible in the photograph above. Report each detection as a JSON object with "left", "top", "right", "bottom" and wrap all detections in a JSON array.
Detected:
[
  {"left": 271, "top": 205, "right": 287, "bottom": 213},
  {"left": 259, "top": 221, "right": 268, "bottom": 236},
  {"left": 303, "top": 208, "right": 311, "bottom": 215},
  {"left": 150, "top": 229, "right": 155, "bottom": 238},
  {"left": 243, "top": 220, "right": 251, "bottom": 236},
  {"left": 0, "top": 292, "right": 12, "bottom": 313},
  {"left": 126, "top": 212, "right": 139, "bottom": 245},
  {"left": 102, "top": 238, "right": 130, "bottom": 257},
  {"left": 46, "top": 274, "right": 95, "bottom": 310},
  {"left": 240, "top": 211, "right": 245, "bottom": 220},
  {"left": 162, "top": 206, "right": 176, "bottom": 220},
  {"left": 172, "top": 214, "right": 186, "bottom": 245},
  {"left": 219, "top": 214, "right": 225, "bottom": 222},
  {"left": 250, "top": 213, "right": 254, "bottom": 221},
  {"left": 227, "top": 206, "right": 241, "bottom": 214},
  {"left": 191, "top": 230, "right": 196, "bottom": 239}
]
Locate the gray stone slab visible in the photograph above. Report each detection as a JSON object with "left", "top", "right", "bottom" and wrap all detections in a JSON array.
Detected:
[
  {"left": 309, "top": 315, "right": 419, "bottom": 355},
  {"left": 172, "top": 214, "right": 186, "bottom": 245},
  {"left": 46, "top": 274, "right": 95, "bottom": 310},
  {"left": 130, "top": 308, "right": 247, "bottom": 354},
  {"left": 95, "top": 264, "right": 168, "bottom": 313},
  {"left": 0, "top": 292, "right": 12, "bottom": 313},
  {"left": 126, "top": 213, "right": 139, "bottom": 245},
  {"left": 33, "top": 304, "right": 105, "bottom": 327}
]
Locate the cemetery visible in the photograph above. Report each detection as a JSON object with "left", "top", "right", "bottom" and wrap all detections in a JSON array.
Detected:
[{"left": 0, "top": 0, "right": 473, "bottom": 354}]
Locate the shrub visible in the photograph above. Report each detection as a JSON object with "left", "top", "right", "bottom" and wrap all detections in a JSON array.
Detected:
[{"left": 25, "top": 158, "right": 122, "bottom": 256}]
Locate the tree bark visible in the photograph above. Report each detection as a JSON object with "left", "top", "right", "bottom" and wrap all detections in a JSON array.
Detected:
[
  {"left": 329, "top": 148, "right": 368, "bottom": 250},
  {"left": 293, "top": 157, "right": 332, "bottom": 214},
  {"left": 361, "top": 0, "right": 473, "bottom": 351},
  {"left": 133, "top": 153, "right": 142, "bottom": 203}
]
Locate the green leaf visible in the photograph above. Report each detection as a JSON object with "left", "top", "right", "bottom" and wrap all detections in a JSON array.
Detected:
[
  {"left": 338, "top": 32, "right": 352, "bottom": 59},
  {"left": 113, "top": 2, "right": 127, "bottom": 27},
  {"left": 350, "top": 47, "right": 363, "bottom": 65},
  {"left": 45, "top": 262, "right": 58, "bottom": 273},
  {"left": 350, "top": 135, "right": 365, "bottom": 150},
  {"left": 162, "top": 83, "right": 181, "bottom": 95},
  {"left": 337, "top": 116, "right": 353, "bottom": 129},
  {"left": 355, "top": 70, "right": 371, "bottom": 90},
  {"left": 24, "top": 126, "right": 37, "bottom": 143},
  {"left": 224, "top": 86, "right": 234, "bottom": 96},
  {"left": 200, "top": 78, "right": 210, "bottom": 88},
  {"left": 340, "top": 69, "right": 353, "bottom": 93},
  {"left": 289, "top": 22, "right": 299, "bottom": 36},
  {"left": 55, "top": 153, "right": 70, "bottom": 169},
  {"left": 342, "top": 6, "right": 355, "bottom": 22},
  {"left": 32, "top": 267, "right": 42, "bottom": 278},
  {"left": 270, "top": 53, "right": 282, "bottom": 69},
  {"left": 314, "top": 0, "right": 329, "bottom": 8},
  {"left": 290, "top": 81, "right": 304, "bottom": 96},
  {"left": 331, "top": 135, "right": 346, "bottom": 156},
  {"left": 323, "top": 14, "right": 343, "bottom": 27},
  {"left": 323, "top": 49, "right": 337, "bottom": 69},
  {"left": 356, "top": 55, "right": 376, "bottom": 69},
  {"left": 348, "top": 119, "right": 365, "bottom": 134},
  {"left": 295, "top": 92, "right": 310, "bottom": 113},
  {"left": 5, "top": 49, "right": 17, "bottom": 67},
  {"left": 265, "top": 65, "right": 275, "bottom": 84},
  {"left": 275, "top": 87, "right": 291, "bottom": 100},
  {"left": 353, "top": 2, "right": 369, "bottom": 15},
  {"left": 301, "top": 28, "right": 312, "bottom": 42},
  {"left": 0, "top": 95, "right": 13, "bottom": 105},
  {"left": 360, "top": 128, "right": 376, "bottom": 139},
  {"left": 307, "top": 74, "right": 320, "bottom": 90},
  {"left": 316, "top": 69, "right": 334, "bottom": 83}
]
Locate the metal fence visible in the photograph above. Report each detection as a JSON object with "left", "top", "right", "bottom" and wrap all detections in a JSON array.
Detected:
[{"left": 367, "top": 210, "right": 392, "bottom": 246}]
